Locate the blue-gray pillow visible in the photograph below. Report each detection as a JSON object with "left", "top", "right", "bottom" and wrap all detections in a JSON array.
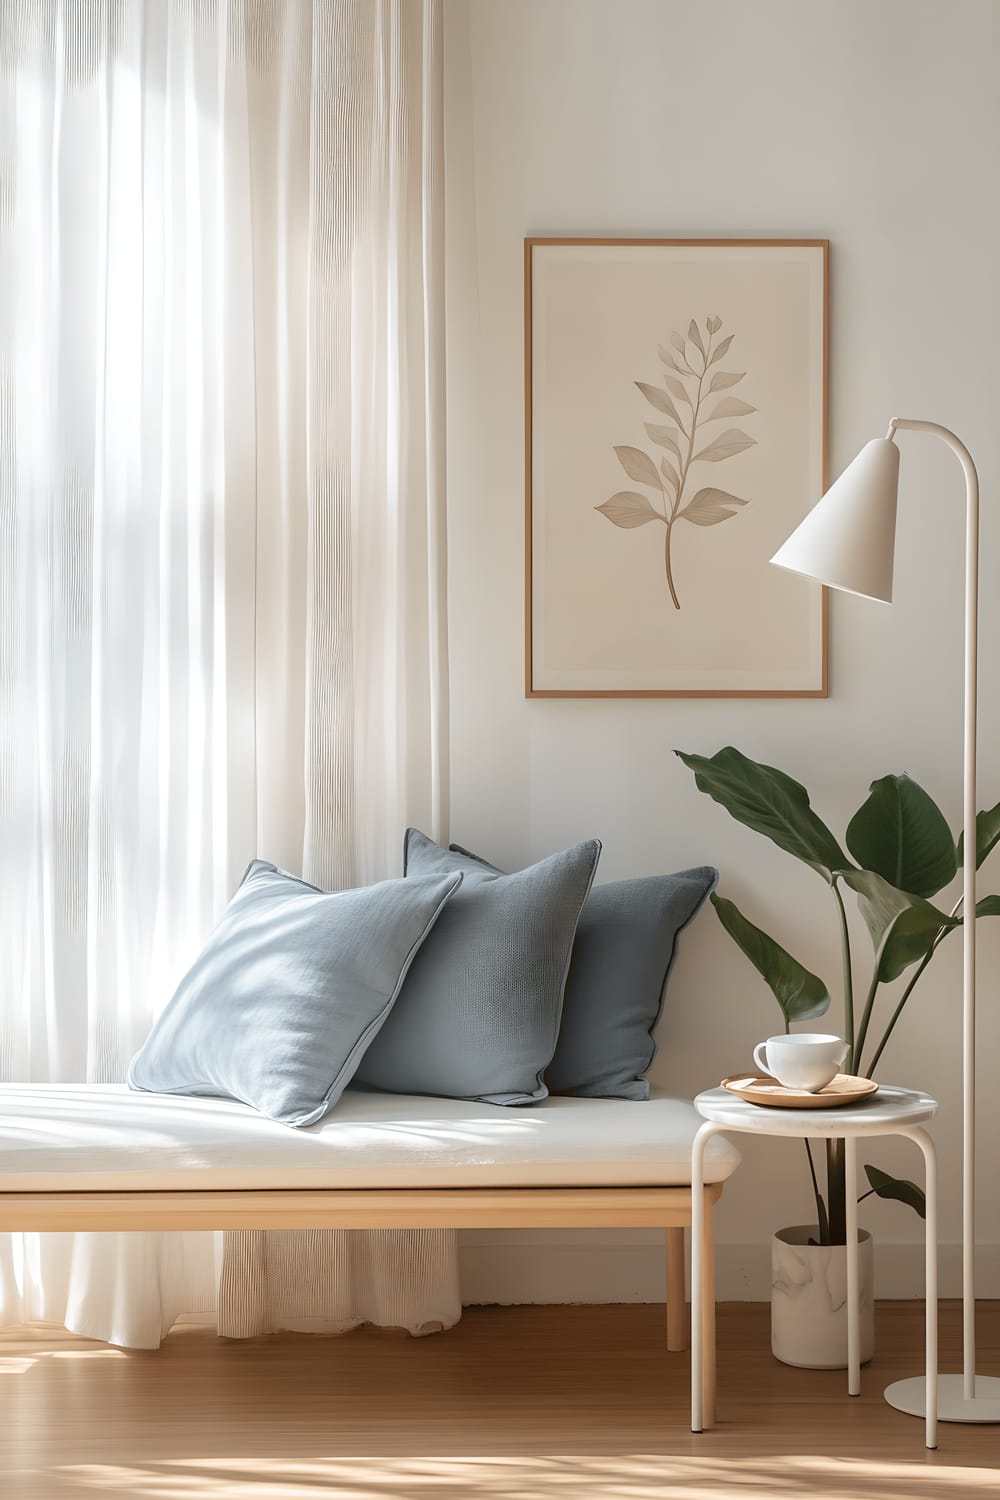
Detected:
[
  {"left": 127, "top": 860, "right": 462, "bottom": 1127},
  {"left": 353, "top": 830, "right": 601, "bottom": 1105},
  {"left": 449, "top": 843, "right": 717, "bottom": 1099}
]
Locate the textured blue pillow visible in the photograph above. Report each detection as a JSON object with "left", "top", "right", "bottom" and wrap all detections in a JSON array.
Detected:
[
  {"left": 353, "top": 830, "right": 601, "bottom": 1104},
  {"left": 128, "top": 860, "right": 462, "bottom": 1127},
  {"left": 449, "top": 842, "right": 717, "bottom": 1099}
]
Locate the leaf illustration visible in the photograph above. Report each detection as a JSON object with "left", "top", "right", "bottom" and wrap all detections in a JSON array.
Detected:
[
  {"left": 635, "top": 382, "right": 683, "bottom": 424},
  {"left": 606, "top": 315, "right": 756, "bottom": 613},
  {"left": 595, "top": 492, "right": 663, "bottom": 528},
  {"left": 614, "top": 444, "right": 662, "bottom": 487},
  {"left": 644, "top": 424, "right": 684, "bottom": 463},
  {"left": 660, "top": 456, "right": 681, "bottom": 492},
  {"left": 663, "top": 374, "right": 692, "bottom": 405},
  {"left": 708, "top": 334, "right": 735, "bottom": 365},
  {"left": 680, "top": 488, "right": 748, "bottom": 526},
  {"left": 693, "top": 428, "right": 757, "bottom": 463},
  {"left": 704, "top": 396, "right": 757, "bottom": 422},
  {"left": 708, "top": 370, "right": 746, "bottom": 392}
]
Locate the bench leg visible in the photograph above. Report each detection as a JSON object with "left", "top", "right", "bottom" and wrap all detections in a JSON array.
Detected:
[{"left": 666, "top": 1227, "right": 687, "bottom": 1351}]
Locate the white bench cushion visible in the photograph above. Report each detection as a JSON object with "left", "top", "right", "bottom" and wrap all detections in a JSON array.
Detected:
[{"left": 0, "top": 1084, "right": 740, "bottom": 1192}]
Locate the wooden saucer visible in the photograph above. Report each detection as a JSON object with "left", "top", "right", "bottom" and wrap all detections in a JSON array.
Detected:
[{"left": 721, "top": 1073, "right": 879, "bottom": 1109}]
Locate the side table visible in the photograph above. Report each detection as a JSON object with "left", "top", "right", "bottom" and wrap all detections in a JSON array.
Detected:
[{"left": 690, "top": 1084, "right": 939, "bottom": 1447}]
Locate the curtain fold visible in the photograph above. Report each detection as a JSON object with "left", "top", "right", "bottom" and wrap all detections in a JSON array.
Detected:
[
  {"left": 218, "top": 0, "right": 458, "bottom": 1341},
  {"left": 0, "top": 0, "right": 458, "bottom": 1350}
]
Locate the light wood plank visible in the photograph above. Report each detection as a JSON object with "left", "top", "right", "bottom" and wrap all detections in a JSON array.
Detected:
[
  {"left": 0, "top": 1183, "right": 722, "bottom": 1232},
  {"left": 1, "top": 1303, "right": 996, "bottom": 1499}
]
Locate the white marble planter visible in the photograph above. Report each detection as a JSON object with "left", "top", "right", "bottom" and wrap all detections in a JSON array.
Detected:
[{"left": 771, "top": 1224, "right": 875, "bottom": 1369}]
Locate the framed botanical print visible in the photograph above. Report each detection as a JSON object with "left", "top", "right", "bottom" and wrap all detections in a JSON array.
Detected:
[{"left": 525, "top": 238, "right": 828, "bottom": 697}]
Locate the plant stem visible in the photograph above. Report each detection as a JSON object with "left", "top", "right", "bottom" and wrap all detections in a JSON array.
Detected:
[
  {"left": 863, "top": 892, "right": 963, "bottom": 1078},
  {"left": 826, "top": 1138, "right": 847, "bottom": 1245},
  {"left": 831, "top": 878, "right": 855, "bottom": 1071},
  {"left": 852, "top": 972, "right": 881, "bottom": 1077},
  {"left": 863, "top": 940, "right": 945, "bottom": 1078},
  {"left": 804, "top": 1140, "right": 829, "bottom": 1243},
  {"left": 663, "top": 523, "right": 680, "bottom": 609}
]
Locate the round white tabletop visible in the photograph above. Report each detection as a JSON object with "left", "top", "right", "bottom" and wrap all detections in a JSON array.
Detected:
[{"left": 694, "top": 1083, "right": 937, "bottom": 1137}]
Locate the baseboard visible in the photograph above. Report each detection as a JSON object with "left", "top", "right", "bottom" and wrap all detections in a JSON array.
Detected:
[{"left": 458, "top": 1231, "right": 1000, "bottom": 1304}]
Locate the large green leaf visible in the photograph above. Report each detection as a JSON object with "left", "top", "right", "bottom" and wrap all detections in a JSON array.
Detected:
[
  {"left": 846, "top": 774, "right": 956, "bottom": 898},
  {"left": 676, "top": 747, "right": 849, "bottom": 882},
  {"left": 957, "top": 800, "right": 1000, "bottom": 872},
  {"left": 864, "top": 1164, "right": 926, "bottom": 1219},
  {"left": 711, "top": 893, "right": 830, "bottom": 1025},
  {"left": 841, "top": 869, "right": 957, "bottom": 983}
]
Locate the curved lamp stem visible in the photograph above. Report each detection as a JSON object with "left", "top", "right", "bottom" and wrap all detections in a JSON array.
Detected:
[{"left": 888, "top": 418, "right": 979, "bottom": 1399}]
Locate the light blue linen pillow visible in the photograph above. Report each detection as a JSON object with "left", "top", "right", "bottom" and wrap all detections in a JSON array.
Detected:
[
  {"left": 128, "top": 860, "right": 462, "bottom": 1128},
  {"left": 449, "top": 842, "right": 717, "bottom": 1099},
  {"left": 353, "top": 830, "right": 601, "bottom": 1104},
  {"left": 547, "top": 866, "right": 718, "bottom": 1097}
]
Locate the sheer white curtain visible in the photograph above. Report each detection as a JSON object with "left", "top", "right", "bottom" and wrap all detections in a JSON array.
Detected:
[
  {"left": 0, "top": 0, "right": 458, "bottom": 1349},
  {"left": 216, "top": 0, "right": 459, "bottom": 1341}
]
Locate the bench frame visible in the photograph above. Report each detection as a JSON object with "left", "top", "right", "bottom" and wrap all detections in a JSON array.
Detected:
[{"left": 0, "top": 1181, "right": 721, "bottom": 1425}]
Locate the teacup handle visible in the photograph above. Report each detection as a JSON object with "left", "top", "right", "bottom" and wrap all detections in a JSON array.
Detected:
[{"left": 752, "top": 1042, "right": 773, "bottom": 1077}]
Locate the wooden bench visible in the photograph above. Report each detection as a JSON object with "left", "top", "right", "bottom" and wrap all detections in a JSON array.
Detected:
[{"left": 0, "top": 1084, "right": 740, "bottom": 1425}]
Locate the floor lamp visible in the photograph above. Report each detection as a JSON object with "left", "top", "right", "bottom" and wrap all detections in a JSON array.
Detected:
[{"left": 771, "top": 418, "right": 1000, "bottom": 1424}]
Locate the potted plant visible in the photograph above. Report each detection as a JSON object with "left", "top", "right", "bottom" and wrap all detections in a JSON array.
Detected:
[{"left": 677, "top": 745, "right": 1000, "bottom": 1369}]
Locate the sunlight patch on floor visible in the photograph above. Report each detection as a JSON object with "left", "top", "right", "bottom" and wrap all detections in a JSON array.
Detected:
[
  {"left": 49, "top": 1348, "right": 129, "bottom": 1360},
  {"left": 43, "top": 1454, "right": 1000, "bottom": 1500},
  {"left": 1, "top": 1346, "right": 126, "bottom": 1375}
]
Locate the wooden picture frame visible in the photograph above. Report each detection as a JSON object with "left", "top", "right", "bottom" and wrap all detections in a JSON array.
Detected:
[{"left": 525, "top": 238, "right": 829, "bottom": 698}]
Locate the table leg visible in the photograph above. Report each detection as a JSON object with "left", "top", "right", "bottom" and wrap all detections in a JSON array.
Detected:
[
  {"left": 700, "top": 1185, "right": 716, "bottom": 1429},
  {"left": 690, "top": 1121, "right": 719, "bottom": 1433},
  {"left": 907, "top": 1125, "right": 939, "bottom": 1449},
  {"left": 844, "top": 1133, "right": 860, "bottom": 1396}
]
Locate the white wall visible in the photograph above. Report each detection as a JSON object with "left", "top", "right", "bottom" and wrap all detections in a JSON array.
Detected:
[{"left": 444, "top": 0, "right": 1000, "bottom": 1301}]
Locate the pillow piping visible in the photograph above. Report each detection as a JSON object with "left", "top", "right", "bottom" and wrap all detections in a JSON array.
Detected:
[
  {"left": 277, "top": 868, "right": 463, "bottom": 1127},
  {"left": 128, "top": 860, "right": 463, "bottom": 1128}
]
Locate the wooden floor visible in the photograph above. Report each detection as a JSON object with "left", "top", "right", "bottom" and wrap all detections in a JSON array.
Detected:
[{"left": 1, "top": 1302, "right": 998, "bottom": 1498}]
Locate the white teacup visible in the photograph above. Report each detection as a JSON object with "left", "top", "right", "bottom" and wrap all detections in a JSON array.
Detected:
[{"left": 752, "top": 1033, "right": 848, "bottom": 1093}]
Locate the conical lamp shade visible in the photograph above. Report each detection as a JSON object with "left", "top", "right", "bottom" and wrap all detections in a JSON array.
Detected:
[{"left": 771, "top": 438, "right": 901, "bottom": 603}]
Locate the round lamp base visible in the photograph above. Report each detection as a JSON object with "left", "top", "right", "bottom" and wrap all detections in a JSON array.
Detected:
[{"left": 885, "top": 1374, "right": 1000, "bottom": 1423}]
